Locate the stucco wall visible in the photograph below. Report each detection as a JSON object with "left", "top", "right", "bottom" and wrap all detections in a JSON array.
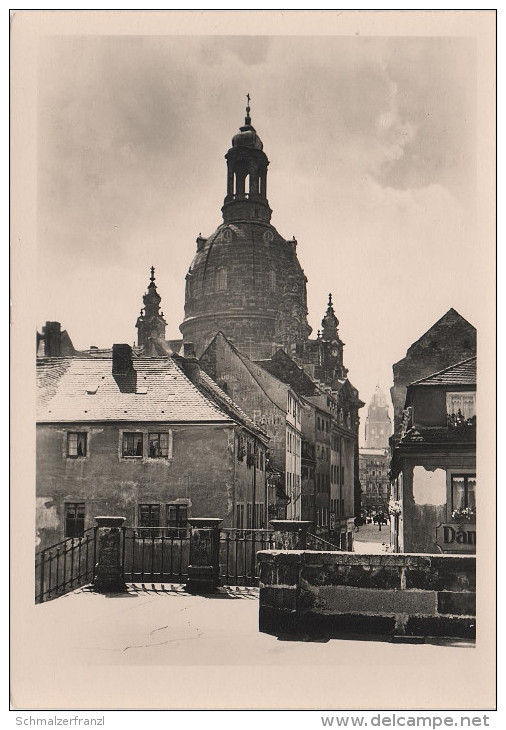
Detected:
[
  {"left": 401, "top": 456, "right": 475, "bottom": 553},
  {"left": 258, "top": 550, "right": 475, "bottom": 639},
  {"left": 36, "top": 422, "right": 243, "bottom": 550}
]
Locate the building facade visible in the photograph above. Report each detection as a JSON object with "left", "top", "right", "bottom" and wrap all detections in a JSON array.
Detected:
[
  {"left": 390, "top": 308, "right": 476, "bottom": 439},
  {"left": 199, "top": 332, "right": 303, "bottom": 520},
  {"left": 36, "top": 344, "right": 268, "bottom": 550},
  {"left": 359, "top": 448, "right": 390, "bottom": 517},
  {"left": 390, "top": 357, "right": 476, "bottom": 554},
  {"left": 359, "top": 386, "right": 392, "bottom": 518}
]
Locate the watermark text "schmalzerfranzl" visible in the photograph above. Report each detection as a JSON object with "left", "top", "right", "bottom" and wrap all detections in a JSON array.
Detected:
[
  {"left": 16, "top": 718, "right": 105, "bottom": 726},
  {"left": 321, "top": 716, "right": 491, "bottom": 728}
]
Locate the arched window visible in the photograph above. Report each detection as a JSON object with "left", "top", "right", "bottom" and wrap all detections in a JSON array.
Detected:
[
  {"left": 223, "top": 228, "right": 233, "bottom": 242},
  {"left": 217, "top": 267, "right": 227, "bottom": 291}
]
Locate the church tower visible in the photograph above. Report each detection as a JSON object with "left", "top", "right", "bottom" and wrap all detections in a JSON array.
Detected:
[
  {"left": 180, "top": 98, "right": 311, "bottom": 359},
  {"left": 364, "top": 386, "right": 392, "bottom": 449},
  {"left": 136, "top": 267, "right": 167, "bottom": 354}
]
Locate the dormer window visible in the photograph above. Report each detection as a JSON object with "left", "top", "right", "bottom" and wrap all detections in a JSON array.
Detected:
[{"left": 223, "top": 228, "right": 233, "bottom": 242}]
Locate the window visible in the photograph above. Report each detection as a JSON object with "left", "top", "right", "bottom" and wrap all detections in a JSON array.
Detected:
[
  {"left": 247, "top": 503, "right": 252, "bottom": 528},
  {"left": 139, "top": 504, "right": 160, "bottom": 528},
  {"left": 122, "top": 432, "right": 143, "bottom": 457},
  {"left": 223, "top": 228, "right": 233, "bottom": 241},
  {"left": 217, "top": 267, "right": 228, "bottom": 291},
  {"left": 451, "top": 474, "right": 476, "bottom": 516},
  {"left": 67, "top": 432, "right": 87, "bottom": 458},
  {"left": 167, "top": 504, "right": 188, "bottom": 535},
  {"left": 268, "top": 270, "right": 276, "bottom": 290},
  {"left": 148, "top": 432, "right": 172, "bottom": 458},
  {"left": 254, "top": 503, "right": 265, "bottom": 529},
  {"left": 236, "top": 504, "right": 245, "bottom": 530},
  {"left": 65, "top": 502, "right": 85, "bottom": 538},
  {"left": 446, "top": 392, "right": 476, "bottom": 420}
]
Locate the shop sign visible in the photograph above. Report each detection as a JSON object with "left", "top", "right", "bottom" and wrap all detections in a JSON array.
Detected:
[{"left": 436, "top": 522, "right": 476, "bottom": 552}]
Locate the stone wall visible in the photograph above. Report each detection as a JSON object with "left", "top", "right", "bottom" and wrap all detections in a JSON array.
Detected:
[{"left": 258, "top": 550, "right": 475, "bottom": 639}]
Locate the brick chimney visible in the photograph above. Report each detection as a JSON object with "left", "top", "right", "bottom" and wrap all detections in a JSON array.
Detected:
[
  {"left": 43, "top": 321, "right": 62, "bottom": 357},
  {"left": 112, "top": 344, "right": 133, "bottom": 374}
]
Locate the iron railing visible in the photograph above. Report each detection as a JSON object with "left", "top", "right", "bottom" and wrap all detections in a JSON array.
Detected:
[
  {"left": 121, "top": 527, "right": 191, "bottom": 584},
  {"left": 35, "top": 527, "right": 98, "bottom": 603},
  {"left": 306, "top": 532, "right": 341, "bottom": 551},
  {"left": 220, "top": 528, "right": 276, "bottom": 586}
]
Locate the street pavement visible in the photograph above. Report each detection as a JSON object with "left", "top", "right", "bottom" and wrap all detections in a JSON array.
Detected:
[
  {"left": 11, "top": 581, "right": 484, "bottom": 711},
  {"left": 353, "top": 521, "right": 391, "bottom": 554}
]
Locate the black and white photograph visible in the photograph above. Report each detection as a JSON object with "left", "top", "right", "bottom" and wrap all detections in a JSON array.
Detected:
[{"left": 10, "top": 9, "right": 496, "bottom": 716}]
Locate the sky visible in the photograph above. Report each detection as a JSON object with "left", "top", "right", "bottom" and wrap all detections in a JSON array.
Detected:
[{"left": 36, "top": 33, "right": 480, "bottom": 439}]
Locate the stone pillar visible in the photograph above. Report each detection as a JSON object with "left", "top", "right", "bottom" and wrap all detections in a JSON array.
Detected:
[
  {"left": 186, "top": 518, "right": 223, "bottom": 594},
  {"left": 270, "top": 520, "right": 313, "bottom": 550},
  {"left": 93, "top": 516, "right": 126, "bottom": 593}
]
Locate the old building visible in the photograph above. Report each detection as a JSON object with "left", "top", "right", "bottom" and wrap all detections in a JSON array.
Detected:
[
  {"left": 36, "top": 344, "right": 268, "bottom": 550},
  {"left": 359, "top": 386, "right": 392, "bottom": 518},
  {"left": 390, "top": 308, "right": 476, "bottom": 438},
  {"left": 199, "top": 332, "right": 303, "bottom": 520},
  {"left": 180, "top": 101, "right": 311, "bottom": 360},
  {"left": 256, "top": 320, "right": 361, "bottom": 549},
  {"left": 390, "top": 357, "right": 476, "bottom": 554},
  {"left": 359, "top": 447, "right": 390, "bottom": 517}
]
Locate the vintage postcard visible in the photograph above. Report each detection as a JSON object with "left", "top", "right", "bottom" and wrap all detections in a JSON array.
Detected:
[{"left": 10, "top": 10, "right": 496, "bottom": 713}]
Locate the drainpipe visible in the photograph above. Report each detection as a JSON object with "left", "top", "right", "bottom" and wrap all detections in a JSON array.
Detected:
[
  {"left": 339, "top": 435, "right": 343, "bottom": 546},
  {"left": 252, "top": 437, "right": 257, "bottom": 529}
]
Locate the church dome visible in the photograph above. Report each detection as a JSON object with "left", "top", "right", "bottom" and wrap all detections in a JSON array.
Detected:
[
  {"left": 180, "top": 99, "right": 312, "bottom": 359},
  {"left": 232, "top": 125, "right": 263, "bottom": 150}
]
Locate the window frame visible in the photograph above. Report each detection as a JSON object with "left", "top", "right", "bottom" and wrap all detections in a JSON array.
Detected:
[
  {"left": 138, "top": 503, "right": 161, "bottom": 529},
  {"left": 121, "top": 431, "right": 144, "bottom": 458},
  {"left": 64, "top": 502, "right": 85, "bottom": 538},
  {"left": 67, "top": 431, "right": 88, "bottom": 459},
  {"left": 449, "top": 473, "right": 476, "bottom": 517},
  {"left": 166, "top": 503, "right": 188, "bottom": 536},
  {"left": 148, "top": 431, "right": 173, "bottom": 460}
]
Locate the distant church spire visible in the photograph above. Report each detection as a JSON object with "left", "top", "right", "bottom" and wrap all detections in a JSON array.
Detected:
[
  {"left": 136, "top": 267, "right": 167, "bottom": 353},
  {"left": 321, "top": 293, "right": 339, "bottom": 341}
]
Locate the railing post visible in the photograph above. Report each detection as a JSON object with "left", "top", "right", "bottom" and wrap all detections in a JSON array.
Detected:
[
  {"left": 186, "top": 518, "right": 223, "bottom": 594},
  {"left": 93, "top": 516, "right": 127, "bottom": 593},
  {"left": 270, "top": 520, "right": 313, "bottom": 550}
]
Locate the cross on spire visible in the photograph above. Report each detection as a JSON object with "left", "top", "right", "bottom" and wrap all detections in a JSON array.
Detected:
[
  {"left": 245, "top": 93, "right": 252, "bottom": 126},
  {"left": 150, "top": 266, "right": 155, "bottom": 283}
]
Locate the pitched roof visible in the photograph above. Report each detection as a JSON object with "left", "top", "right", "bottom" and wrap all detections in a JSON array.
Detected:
[
  {"left": 255, "top": 349, "right": 321, "bottom": 397},
  {"left": 202, "top": 332, "right": 297, "bottom": 413},
  {"left": 196, "top": 369, "right": 268, "bottom": 442},
  {"left": 37, "top": 357, "right": 232, "bottom": 424},
  {"left": 410, "top": 357, "right": 476, "bottom": 387}
]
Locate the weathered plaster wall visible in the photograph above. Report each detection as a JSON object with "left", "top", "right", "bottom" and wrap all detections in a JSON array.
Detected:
[
  {"left": 401, "top": 456, "right": 475, "bottom": 553},
  {"left": 36, "top": 422, "right": 239, "bottom": 550}
]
